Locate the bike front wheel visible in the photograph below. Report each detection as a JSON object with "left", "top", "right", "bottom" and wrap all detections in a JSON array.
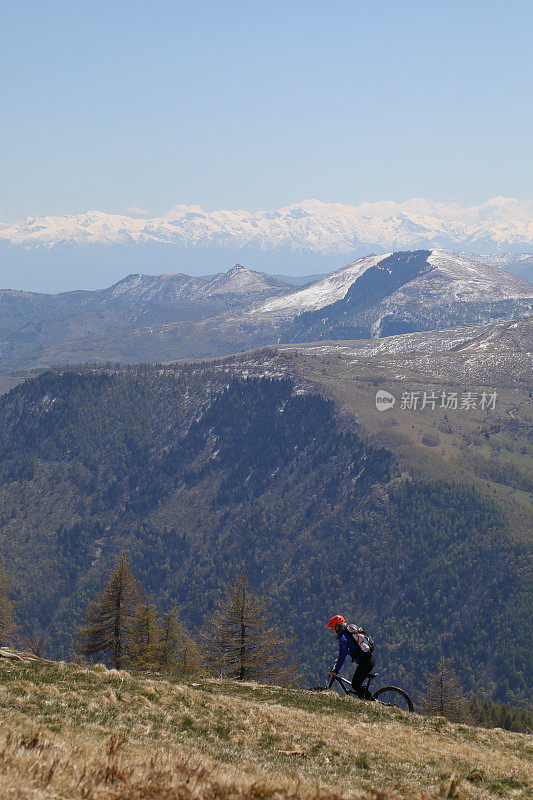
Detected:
[{"left": 372, "top": 685, "right": 413, "bottom": 712}]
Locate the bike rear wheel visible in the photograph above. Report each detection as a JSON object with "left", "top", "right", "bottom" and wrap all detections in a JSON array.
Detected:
[{"left": 372, "top": 685, "right": 413, "bottom": 712}]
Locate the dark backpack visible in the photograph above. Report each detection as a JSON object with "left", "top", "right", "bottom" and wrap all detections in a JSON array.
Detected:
[{"left": 344, "top": 624, "right": 375, "bottom": 657}]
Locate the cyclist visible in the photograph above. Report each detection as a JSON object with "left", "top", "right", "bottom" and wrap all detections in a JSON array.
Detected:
[{"left": 326, "top": 614, "right": 374, "bottom": 700}]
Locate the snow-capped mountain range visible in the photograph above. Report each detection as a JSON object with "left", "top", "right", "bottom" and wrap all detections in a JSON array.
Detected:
[
  {"left": 0, "top": 249, "right": 532, "bottom": 371},
  {"left": 2, "top": 197, "right": 532, "bottom": 250},
  {"left": 1, "top": 198, "right": 532, "bottom": 293}
]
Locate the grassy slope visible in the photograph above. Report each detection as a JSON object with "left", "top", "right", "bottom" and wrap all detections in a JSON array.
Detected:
[{"left": 0, "top": 658, "right": 531, "bottom": 800}]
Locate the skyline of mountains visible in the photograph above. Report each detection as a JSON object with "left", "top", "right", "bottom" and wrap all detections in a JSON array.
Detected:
[
  {"left": 1, "top": 249, "right": 532, "bottom": 371},
  {"left": 2, "top": 197, "right": 533, "bottom": 293}
]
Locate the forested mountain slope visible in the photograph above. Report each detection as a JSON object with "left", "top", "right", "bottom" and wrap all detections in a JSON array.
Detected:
[{"left": 0, "top": 357, "right": 530, "bottom": 704}]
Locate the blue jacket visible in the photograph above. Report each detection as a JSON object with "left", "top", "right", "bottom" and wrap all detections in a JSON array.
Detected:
[{"left": 333, "top": 630, "right": 362, "bottom": 673}]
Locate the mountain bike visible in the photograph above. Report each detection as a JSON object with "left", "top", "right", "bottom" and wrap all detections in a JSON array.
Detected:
[{"left": 311, "top": 671, "right": 414, "bottom": 712}]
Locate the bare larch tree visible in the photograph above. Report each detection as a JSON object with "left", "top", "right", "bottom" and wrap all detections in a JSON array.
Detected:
[
  {"left": 77, "top": 554, "right": 143, "bottom": 669},
  {"left": 200, "top": 571, "right": 298, "bottom": 684},
  {"left": 422, "top": 657, "right": 471, "bottom": 723},
  {"left": 128, "top": 598, "right": 163, "bottom": 670},
  {"left": 158, "top": 609, "right": 200, "bottom": 677}
]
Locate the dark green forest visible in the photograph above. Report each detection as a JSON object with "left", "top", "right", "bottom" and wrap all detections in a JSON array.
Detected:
[
  {"left": 469, "top": 695, "right": 532, "bottom": 733},
  {"left": 0, "top": 365, "right": 530, "bottom": 704}
]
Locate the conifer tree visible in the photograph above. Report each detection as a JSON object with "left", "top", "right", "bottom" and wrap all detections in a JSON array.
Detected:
[
  {"left": 0, "top": 560, "right": 16, "bottom": 645},
  {"left": 200, "top": 572, "right": 298, "bottom": 684},
  {"left": 158, "top": 609, "right": 200, "bottom": 677},
  {"left": 422, "top": 658, "right": 471, "bottom": 723},
  {"left": 77, "top": 554, "right": 143, "bottom": 669},
  {"left": 128, "top": 599, "right": 163, "bottom": 670}
]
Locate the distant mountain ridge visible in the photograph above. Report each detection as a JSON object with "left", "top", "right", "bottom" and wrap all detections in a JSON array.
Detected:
[
  {"left": 98, "top": 265, "right": 289, "bottom": 304},
  {"left": 0, "top": 264, "right": 289, "bottom": 335},
  {"left": 0, "top": 265, "right": 293, "bottom": 367},
  {"left": 1, "top": 250, "right": 532, "bottom": 370},
  {"left": 269, "top": 249, "right": 533, "bottom": 341},
  {"left": 1, "top": 197, "right": 532, "bottom": 292},
  {"left": 3, "top": 197, "right": 532, "bottom": 251}
]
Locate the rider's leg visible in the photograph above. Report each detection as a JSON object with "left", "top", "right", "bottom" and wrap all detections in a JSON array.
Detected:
[{"left": 351, "top": 654, "right": 375, "bottom": 699}]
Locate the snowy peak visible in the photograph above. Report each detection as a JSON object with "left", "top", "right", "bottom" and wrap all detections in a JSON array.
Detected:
[
  {"left": 249, "top": 249, "right": 533, "bottom": 343},
  {"left": 2, "top": 197, "right": 532, "bottom": 253},
  {"left": 248, "top": 249, "right": 533, "bottom": 325},
  {"left": 200, "top": 265, "right": 290, "bottom": 297}
]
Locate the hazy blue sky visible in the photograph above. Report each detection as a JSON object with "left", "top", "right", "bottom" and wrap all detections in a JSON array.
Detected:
[{"left": 2, "top": 0, "right": 531, "bottom": 221}]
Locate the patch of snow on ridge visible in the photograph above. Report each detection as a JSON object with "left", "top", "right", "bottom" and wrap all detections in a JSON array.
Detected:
[
  {"left": 280, "top": 322, "right": 491, "bottom": 358},
  {"left": 102, "top": 272, "right": 204, "bottom": 303},
  {"left": 428, "top": 250, "right": 533, "bottom": 301},
  {"left": 250, "top": 254, "right": 390, "bottom": 318},
  {"left": 202, "top": 265, "right": 286, "bottom": 296},
  {"left": 462, "top": 252, "right": 533, "bottom": 269}
]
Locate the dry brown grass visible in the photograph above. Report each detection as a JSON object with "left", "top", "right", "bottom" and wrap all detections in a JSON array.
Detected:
[{"left": 0, "top": 658, "right": 530, "bottom": 799}]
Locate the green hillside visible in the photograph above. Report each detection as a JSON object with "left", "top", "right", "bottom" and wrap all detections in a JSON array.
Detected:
[{"left": 0, "top": 358, "right": 530, "bottom": 705}]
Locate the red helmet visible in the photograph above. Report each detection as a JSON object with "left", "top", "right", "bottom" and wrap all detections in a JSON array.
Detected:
[{"left": 325, "top": 615, "right": 345, "bottom": 628}]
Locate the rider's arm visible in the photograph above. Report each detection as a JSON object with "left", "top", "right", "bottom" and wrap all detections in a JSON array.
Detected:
[{"left": 332, "top": 634, "right": 348, "bottom": 674}]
